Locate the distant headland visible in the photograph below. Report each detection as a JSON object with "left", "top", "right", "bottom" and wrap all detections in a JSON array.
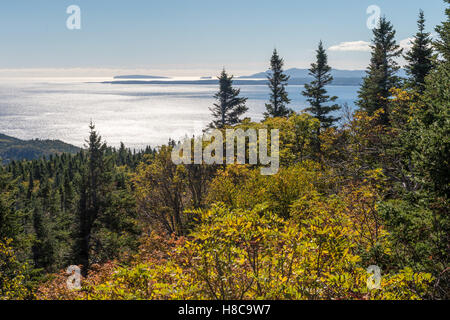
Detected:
[{"left": 114, "top": 75, "right": 170, "bottom": 79}]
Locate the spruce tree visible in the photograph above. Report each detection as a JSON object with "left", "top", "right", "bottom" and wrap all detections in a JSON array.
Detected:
[
  {"left": 357, "top": 17, "right": 402, "bottom": 122},
  {"left": 264, "top": 49, "right": 291, "bottom": 118},
  {"left": 434, "top": 0, "right": 450, "bottom": 63},
  {"left": 27, "top": 170, "right": 34, "bottom": 200},
  {"left": 63, "top": 172, "right": 75, "bottom": 213},
  {"left": 31, "top": 200, "right": 54, "bottom": 271},
  {"left": 404, "top": 10, "right": 434, "bottom": 92},
  {"left": 302, "top": 41, "right": 340, "bottom": 131},
  {"left": 403, "top": 3, "right": 450, "bottom": 297},
  {"left": 413, "top": 0, "right": 450, "bottom": 197},
  {"left": 209, "top": 69, "right": 248, "bottom": 129},
  {"left": 75, "top": 122, "right": 111, "bottom": 274}
]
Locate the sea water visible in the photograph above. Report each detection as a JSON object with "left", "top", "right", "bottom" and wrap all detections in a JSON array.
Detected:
[{"left": 0, "top": 77, "right": 359, "bottom": 149}]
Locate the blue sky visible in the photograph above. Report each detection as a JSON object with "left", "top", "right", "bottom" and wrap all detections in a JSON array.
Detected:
[{"left": 0, "top": 0, "right": 446, "bottom": 76}]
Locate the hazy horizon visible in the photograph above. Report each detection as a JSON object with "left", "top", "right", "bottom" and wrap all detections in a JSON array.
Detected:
[{"left": 0, "top": 65, "right": 405, "bottom": 79}]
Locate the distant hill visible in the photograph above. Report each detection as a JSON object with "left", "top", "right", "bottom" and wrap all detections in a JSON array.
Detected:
[
  {"left": 0, "top": 133, "right": 80, "bottom": 163},
  {"left": 114, "top": 75, "right": 170, "bottom": 79},
  {"left": 239, "top": 68, "right": 365, "bottom": 79},
  {"left": 239, "top": 68, "right": 407, "bottom": 80}
]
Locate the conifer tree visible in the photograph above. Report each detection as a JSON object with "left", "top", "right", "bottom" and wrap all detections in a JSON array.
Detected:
[
  {"left": 209, "top": 69, "right": 248, "bottom": 129},
  {"left": 357, "top": 17, "right": 402, "bottom": 122},
  {"left": 62, "top": 172, "right": 75, "bottom": 213},
  {"left": 264, "top": 49, "right": 291, "bottom": 118},
  {"left": 75, "top": 122, "right": 111, "bottom": 274},
  {"left": 302, "top": 41, "right": 340, "bottom": 131},
  {"left": 27, "top": 171, "right": 34, "bottom": 200},
  {"left": 404, "top": 10, "right": 434, "bottom": 92},
  {"left": 118, "top": 142, "right": 127, "bottom": 166},
  {"left": 434, "top": 0, "right": 450, "bottom": 62},
  {"left": 403, "top": 3, "right": 450, "bottom": 297},
  {"left": 412, "top": 0, "right": 450, "bottom": 197},
  {"left": 31, "top": 200, "right": 55, "bottom": 271}
]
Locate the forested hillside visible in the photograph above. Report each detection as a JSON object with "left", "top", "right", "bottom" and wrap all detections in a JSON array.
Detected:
[
  {"left": 0, "top": 133, "right": 80, "bottom": 163},
  {"left": 0, "top": 2, "right": 449, "bottom": 300}
]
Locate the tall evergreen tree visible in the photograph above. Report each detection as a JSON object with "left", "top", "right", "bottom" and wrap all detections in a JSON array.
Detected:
[
  {"left": 62, "top": 171, "right": 75, "bottom": 213},
  {"left": 357, "top": 17, "right": 402, "bottom": 122},
  {"left": 413, "top": 0, "right": 450, "bottom": 197},
  {"left": 31, "top": 200, "right": 55, "bottom": 271},
  {"left": 302, "top": 41, "right": 340, "bottom": 132},
  {"left": 209, "top": 69, "right": 248, "bottom": 129},
  {"left": 264, "top": 49, "right": 291, "bottom": 118},
  {"left": 26, "top": 170, "right": 34, "bottom": 200},
  {"left": 434, "top": 0, "right": 450, "bottom": 63},
  {"left": 75, "top": 122, "right": 111, "bottom": 275},
  {"left": 404, "top": 10, "right": 434, "bottom": 92},
  {"left": 401, "top": 3, "right": 450, "bottom": 297}
]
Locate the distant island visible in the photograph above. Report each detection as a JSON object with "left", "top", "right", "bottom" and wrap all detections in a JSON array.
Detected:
[
  {"left": 114, "top": 75, "right": 170, "bottom": 79},
  {"left": 0, "top": 133, "right": 80, "bottom": 163},
  {"left": 104, "top": 77, "right": 363, "bottom": 86},
  {"left": 104, "top": 68, "right": 407, "bottom": 86}
]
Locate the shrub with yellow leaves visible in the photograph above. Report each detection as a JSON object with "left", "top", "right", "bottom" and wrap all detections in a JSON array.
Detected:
[{"left": 0, "top": 239, "right": 29, "bottom": 300}]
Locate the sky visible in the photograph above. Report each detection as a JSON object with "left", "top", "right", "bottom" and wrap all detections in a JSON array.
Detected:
[{"left": 0, "top": 0, "right": 446, "bottom": 77}]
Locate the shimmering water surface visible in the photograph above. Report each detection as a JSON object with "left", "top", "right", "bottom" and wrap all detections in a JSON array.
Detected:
[{"left": 0, "top": 78, "right": 359, "bottom": 149}]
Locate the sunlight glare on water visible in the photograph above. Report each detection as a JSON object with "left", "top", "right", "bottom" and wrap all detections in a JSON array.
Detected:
[{"left": 0, "top": 78, "right": 358, "bottom": 149}]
